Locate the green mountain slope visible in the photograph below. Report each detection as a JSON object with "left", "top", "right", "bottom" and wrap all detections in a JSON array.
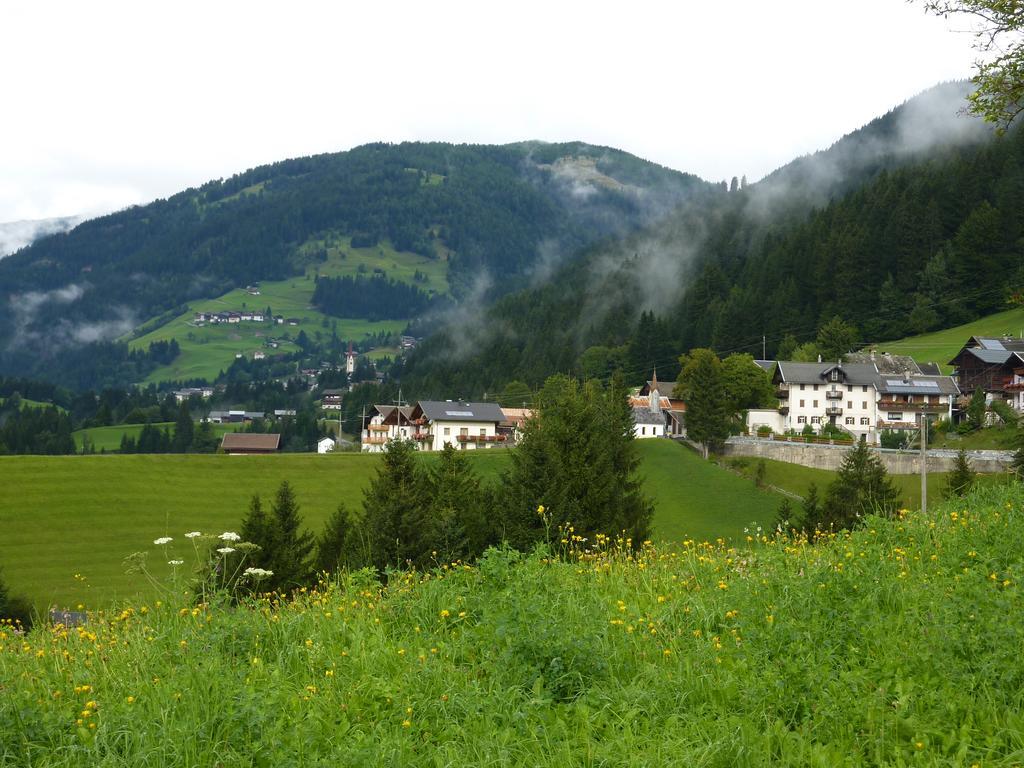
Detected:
[
  {"left": 403, "top": 82, "right": 1018, "bottom": 395},
  {"left": 0, "top": 142, "right": 708, "bottom": 386}
]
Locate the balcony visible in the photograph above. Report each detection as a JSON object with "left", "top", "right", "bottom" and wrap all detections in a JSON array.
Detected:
[
  {"left": 825, "top": 391, "right": 843, "bottom": 400},
  {"left": 363, "top": 436, "right": 387, "bottom": 445},
  {"left": 456, "top": 434, "right": 508, "bottom": 443},
  {"left": 775, "top": 388, "right": 789, "bottom": 399},
  {"left": 777, "top": 406, "right": 789, "bottom": 416},
  {"left": 412, "top": 432, "right": 432, "bottom": 441},
  {"left": 877, "top": 400, "right": 947, "bottom": 412},
  {"left": 368, "top": 424, "right": 390, "bottom": 432},
  {"left": 825, "top": 406, "right": 843, "bottom": 416}
]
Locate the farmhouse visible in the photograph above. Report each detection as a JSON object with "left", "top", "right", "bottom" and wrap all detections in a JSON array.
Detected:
[
  {"left": 636, "top": 372, "right": 686, "bottom": 438},
  {"left": 772, "top": 359, "right": 958, "bottom": 443},
  {"left": 321, "top": 389, "right": 345, "bottom": 410},
  {"left": 360, "top": 401, "right": 506, "bottom": 452},
  {"left": 220, "top": 433, "right": 281, "bottom": 455},
  {"left": 949, "top": 336, "right": 1024, "bottom": 413}
]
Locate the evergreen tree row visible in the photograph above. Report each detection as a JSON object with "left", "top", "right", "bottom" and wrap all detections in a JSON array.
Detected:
[{"left": 312, "top": 274, "right": 442, "bottom": 321}]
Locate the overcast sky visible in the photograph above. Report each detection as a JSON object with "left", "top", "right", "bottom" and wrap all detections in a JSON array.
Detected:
[{"left": 0, "top": 0, "right": 980, "bottom": 223}]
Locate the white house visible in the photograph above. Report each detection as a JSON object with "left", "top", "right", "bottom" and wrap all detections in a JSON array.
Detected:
[
  {"left": 772, "top": 360, "right": 958, "bottom": 443},
  {"left": 360, "top": 405, "right": 416, "bottom": 452},
  {"left": 633, "top": 371, "right": 686, "bottom": 438},
  {"left": 317, "top": 436, "right": 336, "bottom": 454},
  {"left": 407, "top": 401, "right": 507, "bottom": 451}
]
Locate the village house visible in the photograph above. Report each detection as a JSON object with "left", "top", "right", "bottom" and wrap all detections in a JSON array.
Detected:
[
  {"left": 360, "top": 405, "right": 416, "bottom": 452},
  {"left": 321, "top": 389, "right": 345, "bottom": 410},
  {"left": 173, "top": 386, "right": 214, "bottom": 403},
  {"left": 317, "top": 436, "right": 336, "bottom": 453},
  {"left": 770, "top": 358, "right": 958, "bottom": 443},
  {"left": 499, "top": 407, "right": 533, "bottom": 443},
  {"left": 948, "top": 336, "right": 1024, "bottom": 413},
  {"left": 360, "top": 401, "right": 506, "bottom": 452},
  {"left": 636, "top": 371, "right": 686, "bottom": 437}
]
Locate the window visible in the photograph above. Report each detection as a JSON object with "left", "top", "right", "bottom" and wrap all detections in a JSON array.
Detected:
[
  {"left": 800, "top": 384, "right": 805, "bottom": 391},
  {"left": 480, "top": 428, "right": 486, "bottom": 436},
  {"left": 813, "top": 400, "right": 818, "bottom": 408},
  {"left": 797, "top": 416, "right": 807, "bottom": 424},
  {"left": 847, "top": 401, "right": 853, "bottom": 409},
  {"left": 443, "top": 427, "right": 450, "bottom": 436},
  {"left": 813, "top": 384, "right": 819, "bottom": 391},
  {"left": 862, "top": 385, "right": 868, "bottom": 393},
  {"left": 800, "top": 399, "right": 805, "bottom": 407},
  {"left": 845, "top": 417, "right": 855, "bottom": 425},
  {"left": 641, "top": 426, "right": 646, "bottom": 436},
  {"left": 888, "top": 413, "right": 903, "bottom": 421},
  {"left": 811, "top": 416, "right": 821, "bottom": 424},
  {"left": 846, "top": 385, "right": 853, "bottom": 392},
  {"left": 860, "top": 417, "right": 870, "bottom": 425},
  {"left": 830, "top": 370, "right": 839, "bottom": 381},
  {"left": 460, "top": 427, "right": 468, "bottom": 436}
]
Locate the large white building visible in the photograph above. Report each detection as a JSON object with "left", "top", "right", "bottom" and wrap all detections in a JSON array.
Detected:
[
  {"left": 360, "top": 401, "right": 507, "bottom": 452},
  {"left": 772, "top": 359, "right": 958, "bottom": 443}
]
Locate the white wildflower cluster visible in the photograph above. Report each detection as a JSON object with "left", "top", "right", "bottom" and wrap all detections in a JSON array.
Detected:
[
  {"left": 217, "top": 547, "right": 236, "bottom": 555},
  {"left": 243, "top": 567, "right": 274, "bottom": 579},
  {"left": 168, "top": 560, "right": 184, "bottom": 566},
  {"left": 153, "top": 537, "right": 173, "bottom": 546},
  {"left": 219, "top": 532, "right": 241, "bottom": 542},
  {"left": 184, "top": 531, "right": 202, "bottom": 539}
]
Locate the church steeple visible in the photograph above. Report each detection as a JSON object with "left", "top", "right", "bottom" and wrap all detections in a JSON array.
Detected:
[{"left": 649, "top": 368, "right": 661, "bottom": 415}]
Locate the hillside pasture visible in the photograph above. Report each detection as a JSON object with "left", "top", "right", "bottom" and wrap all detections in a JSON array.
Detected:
[
  {"left": 0, "top": 440, "right": 781, "bottom": 610},
  {"left": 71, "top": 422, "right": 242, "bottom": 453},
  {"left": 872, "top": 305, "right": 1024, "bottom": 373}
]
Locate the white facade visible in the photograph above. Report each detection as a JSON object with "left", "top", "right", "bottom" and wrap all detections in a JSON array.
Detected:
[
  {"left": 317, "top": 436, "right": 336, "bottom": 454},
  {"left": 361, "top": 401, "right": 506, "bottom": 452}
]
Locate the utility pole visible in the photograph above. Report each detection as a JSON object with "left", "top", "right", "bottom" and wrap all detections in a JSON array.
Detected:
[
  {"left": 762, "top": 335, "right": 766, "bottom": 360},
  {"left": 920, "top": 413, "right": 927, "bottom": 516}
]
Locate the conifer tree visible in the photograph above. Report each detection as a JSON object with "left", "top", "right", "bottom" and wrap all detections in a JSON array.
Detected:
[
  {"left": 820, "top": 441, "right": 901, "bottom": 531},
  {"left": 801, "top": 483, "right": 821, "bottom": 532},
  {"left": 423, "top": 444, "right": 489, "bottom": 565},
  {"left": 362, "top": 439, "right": 426, "bottom": 572},
  {"left": 675, "top": 349, "right": 729, "bottom": 458},
  {"left": 1010, "top": 429, "right": 1024, "bottom": 481},
  {"left": 172, "top": 401, "right": 194, "bottom": 453},
  {"left": 944, "top": 448, "right": 977, "bottom": 498},
  {"left": 240, "top": 494, "right": 272, "bottom": 569},
  {"left": 265, "top": 481, "right": 314, "bottom": 590},
  {"left": 315, "top": 503, "right": 356, "bottom": 574}
]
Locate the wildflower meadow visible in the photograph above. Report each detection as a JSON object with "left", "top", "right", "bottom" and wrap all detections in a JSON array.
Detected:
[{"left": 2, "top": 485, "right": 1023, "bottom": 766}]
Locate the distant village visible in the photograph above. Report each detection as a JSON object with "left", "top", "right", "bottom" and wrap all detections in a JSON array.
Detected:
[{"left": 174, "top": 334, "right": 1024, "bottom": 456}]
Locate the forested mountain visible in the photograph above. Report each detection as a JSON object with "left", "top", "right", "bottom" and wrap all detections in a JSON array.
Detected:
[
  {"left": 0, "top": 215, "right": 87, "bottom": 257},
  {"left": 402, "top": 82, "right": 1019, "bottom": 395},
  {"left": 0, "top": 142, "right": 708, "bottom": 384}
]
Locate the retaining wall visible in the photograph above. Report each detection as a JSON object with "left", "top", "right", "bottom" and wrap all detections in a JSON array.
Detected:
[{"left": 721, "top": 436, "right": 1012, "bottom": 474}]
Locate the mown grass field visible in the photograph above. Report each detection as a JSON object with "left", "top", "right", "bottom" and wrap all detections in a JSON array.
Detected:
[
  {"left": 129, "top": 237, "right": 441, "bottom": 383},
  {"left": 0, "top": 440, "right": 780, "bottom": 610},
  {"left": 874, "top": 304, "right": 1024, "bottom": 373},
  {"left": 2, "top": 485, "right": 1021, "bottom": 765}
]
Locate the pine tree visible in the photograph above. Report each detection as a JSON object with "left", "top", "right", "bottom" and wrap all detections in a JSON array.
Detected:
[
  {"left": 172, "top": 401, "right": 194, "bottom": 453},
  {"left": 675, "top": 349, "right": 729, "bottom": 458},
  {"left": 821, "top": 441, "right": 901, "bottom": 531},
  {"left": 801, "top": 483, "right": 821, "bottom": 532},
  {"left": 423, "top": 444, "right": 489, "bottom": 565},
  {"left": 362, "top": 439, "right": 426, "bottom": 572},
  {"left": 266, "top": 481, "right": 314, "bottom": 590},
  {"left": 315, "top": 503, "right": 356, "bottom": 574},
  {"left": 240, "top": 494, "right": 272, "bottom": 569},
  {"left": 944, "top": 448, "right": 977, "bottom": 498},
  {"left": 816, "top": 316, "right": 859, "bottom": 361},
  {"left": 774, "top": 497, "right": 794, "bottom": 531},
  {"left": 966, "top": 389, "right": 988, "bottom": 430}
]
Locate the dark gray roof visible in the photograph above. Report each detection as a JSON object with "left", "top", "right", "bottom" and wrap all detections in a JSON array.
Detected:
[
  {"left": 918, "top": 363, "right": 942, "bottom": 376},
  {"left": 775, "top": 362, "right": 878, "bottom": 386},
  {"left": 844, "top": 352, "right": 921, "bottom": 375},
  {"left": 975, "top": 336, "right": 1024, "bottom": 352},
  {"left": 632, "top": 408, "right": 666, "bottom": 425},
  {"left": 964, "top": 348, "right": 1019, "bottom": 365},
  {"left": 416, "top": 401, "right": 505, "bottom": 423},
  {"left": 754, "top": 359, "right": 776, "bottom": 372}
]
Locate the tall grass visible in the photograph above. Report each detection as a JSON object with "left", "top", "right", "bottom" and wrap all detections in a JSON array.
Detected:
[{"left": 2, "top": 485, "right": 1023, "bottom": 766}]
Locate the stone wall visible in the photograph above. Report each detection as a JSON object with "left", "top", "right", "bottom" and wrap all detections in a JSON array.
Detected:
[{"left": 720, "top": 436, "right": 1012, "bottom": 474}]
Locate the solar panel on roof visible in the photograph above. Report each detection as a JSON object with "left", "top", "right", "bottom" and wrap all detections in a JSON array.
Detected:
[
  {"left": 986, "top": 339, "right": 1006, "bottom": 350},
  {"left": 885, "top": 379, "right": 939, "bottom": 389},
  {"left": 445, "top": 410, "right": 474, "bottom": 417}
]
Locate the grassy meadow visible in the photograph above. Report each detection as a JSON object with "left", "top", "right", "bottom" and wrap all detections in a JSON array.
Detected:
[
  {"left": 129, "top": 237, "right": 442, "bottom": 383},
  {"left": 874, "top": 304, "right": 1024, "bottom": 373},
  {"left": 0, "top": 441, "right": 781, "bottom": 610},
  {"left": 1, "top": 484, "right": 1022, "bottom": 765}
]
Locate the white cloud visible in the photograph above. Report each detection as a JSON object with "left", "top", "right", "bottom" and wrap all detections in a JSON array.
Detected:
[{"left": 0, "top": 0, "right": 980, "bottom": 221}]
